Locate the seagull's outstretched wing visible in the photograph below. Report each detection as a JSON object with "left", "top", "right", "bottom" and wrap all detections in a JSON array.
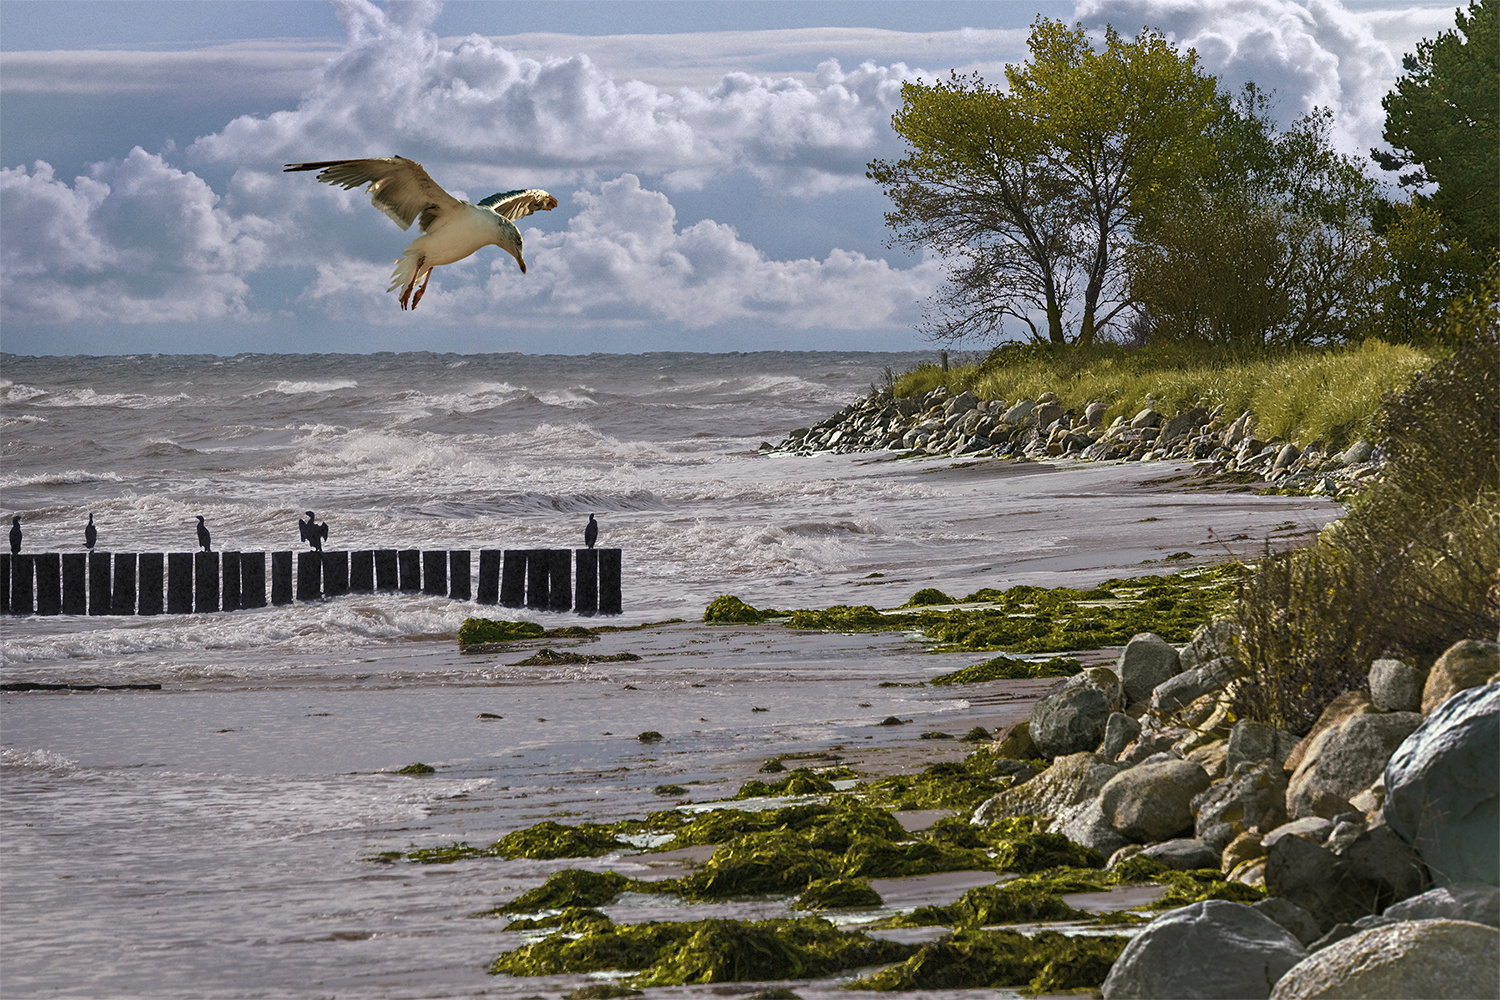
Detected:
[
  {"left": 478, "top": 189, "right": 559, "bottom": 222},
  {"left": 283, "top": 157, "right": 463, "bottom": 233}
]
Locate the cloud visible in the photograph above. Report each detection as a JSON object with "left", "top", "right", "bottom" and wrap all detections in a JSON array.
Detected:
[
  {"left": 1075, "top": 0, "right": 1448, "bottom": 162},
  {"left": 0, "top": 148, "right": 268, "bottom": 325},
  {"left": 295, "top": 172, "right": 942, "bottom": 329}
]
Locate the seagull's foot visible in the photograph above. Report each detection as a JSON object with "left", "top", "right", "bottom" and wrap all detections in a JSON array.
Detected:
[{"left": 411, "top": 270, "right": 433, "bottom": 310}]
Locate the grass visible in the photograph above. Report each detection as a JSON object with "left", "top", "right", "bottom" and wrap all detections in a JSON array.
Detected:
[{"left": 895, "top": 339, "right": 1435, "bottom": 449}]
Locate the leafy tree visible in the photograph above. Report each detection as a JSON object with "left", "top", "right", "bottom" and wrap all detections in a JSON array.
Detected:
[
  {"left": 1373, "top": 0, "right": 1498, "bottom": 258},
  {"left": 869, "top": 18, "right": 1223, "bottom": 345}
]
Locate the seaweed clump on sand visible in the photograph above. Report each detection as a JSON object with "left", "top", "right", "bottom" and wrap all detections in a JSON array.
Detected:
[
  {"left": 794, "top": 877, "right": 883, "bottom": 910},
  {"left": 732, "top": 768, "right": 841, "bottom": 799},
  {"left": 492, "top": 870, "right": 633, "bottom": 914},
  {"left": 931, "top": 654, "right": 1083, "bottom": 685},
  {"left": 408, "top": 819, "right": 629, "bottom": 864},
  {"left": 459, "top": 618, "right": 546, "bottom": 644},
  {"left": 704, "top": 595, "right": 786, "bottom": 624},
  {"left": 847, "top": 928, "right": 1127, "bottom": 993},
  {"left": 858, "top": 760, "right": 1009, "bottom": 812},
  {"left": 490, "top": 915, "right": 917, "bottom": 985}
]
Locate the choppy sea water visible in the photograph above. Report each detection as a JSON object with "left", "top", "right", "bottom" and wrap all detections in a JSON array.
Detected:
[{"left": 0, "top": 352, "right": 1343, "bottom": 998}]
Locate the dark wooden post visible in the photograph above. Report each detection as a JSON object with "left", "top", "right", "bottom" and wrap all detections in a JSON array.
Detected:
[
  {"left": 11, "top": 555, "right": 33, "bottom": 615},
  {"left": 138, "top": 553, "right": 164, "bottom": 615},
  {"left": 323, "top": 550, "right": 349, "bottom": 597},
  {"left": 35, "top": 553, "right": 62, "bottom": 615},
  {"left": 547, "top": 549, "right": 571, "bottom": 612},
  {"left": 374, "top": 549, "right": 398, "bottom": 591},
  {"left": 422, "top": 550, "right": 446, "bottom": 595},
  {"left": 398, "top": 549, "right": 421, "bottom": 592},
  {"left": 62, "top": 553, "right": 87, "bottom": 614},
  {"left": 88, "top": 552, "right": 111, "bottom": 615},
  {"left": 111, "top": 553, "right": 137, "bottom": 615},
  {"left": 599, "top": 548, "right": 622, "bottom": 615},
  {"left": 574, "top": 549, "right": 599, "bottom": 617},
  {"left": 221, "top": 552, "right": 241, "bottom": 611},
  {"left": 195, "top": 552, "right": 219, "bottom": 612},
  {"left": 500, "top": 550, "right": 526, "bottom": 607},
  {"left": 449, "top": 550, "right": 470, "bottom": 600},
  {"left": 271, "top": 551, "right": 293, "bottom": 605},
  {"left": 525, "top": 549, "right": 550, "bottom": 610},
  {"left": 349, "top": 550, "right": 374, "bottom": 593},
  {"left": 297, "top": 551, "right": 321, "bottom": 601},
  {"left": 167, "top": 553, "right": 194, "bottom": 613},
  {"left": 476, "top": 549, "right": 501, "bottom": 605},
  {"left": 240, "top": 552, "right": 266, "bottom": 608},
  {"left": 1, "top": 554, "right": 10, "bottom": 615}
]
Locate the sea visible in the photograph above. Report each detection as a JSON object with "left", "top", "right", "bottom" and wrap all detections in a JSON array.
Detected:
[{"left": 0, "top": 351, "right": 1343, "bottom": 998}]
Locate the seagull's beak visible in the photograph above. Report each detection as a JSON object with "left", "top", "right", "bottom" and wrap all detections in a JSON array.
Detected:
[{"left": 518, "top": 256, "right": 527, "bottom": 275}]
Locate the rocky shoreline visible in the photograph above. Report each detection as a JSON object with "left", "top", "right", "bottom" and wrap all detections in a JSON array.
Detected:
[
  {"left": 763, "top": 385, "right": 1385, "bottom": 498},
  {"left": 974, "top": 625, "right": 1499, "bottom": 998}
]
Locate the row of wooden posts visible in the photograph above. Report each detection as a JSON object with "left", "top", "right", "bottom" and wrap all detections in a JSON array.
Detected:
[{"left": 0, "top": 548, "right": 622, "bottom": 618}]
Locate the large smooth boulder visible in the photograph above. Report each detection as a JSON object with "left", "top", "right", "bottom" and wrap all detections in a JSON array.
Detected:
[
  {"left": 1117, "top": 632, "right": 1181, "bottom": 706},
  {"left": 1286, "top": 712, "right": 1421, "bottom": 820},
  {"left": 1100, "top": 758, "right": 1211, "bottom": 842},
  {"left": 1029, "top": 668, "right": 1122, "bottom": 758},
  {"left": 1264, "top": 833, "right": 1382, "bottom": 930},
  {"left": 1195, "top": 761, "right": 1290, "bottom": 851},
  {"left": 1252, "top": 897, "right": 1323, "bottom": 947},
  {"left": 1102, "top": 900, "right": 1307, "bottom": 999},
  {"left": 1384, "top": 681, "right": 1500, "bottom": 886},
  {"left": 1270, "top": 919, "right": 1499, "bottom": 999},
  {"left": 1383, "top": 881, "right": 1500, "bottom": 926},
  {"left": 1048, "top": 796, "right": 1132, "bottom": 858},
  {"left": 972, "top": 752, "right": 1120, "bottom": 824},
  {"left": 1140, "top": 837, "right": 1221, "bottom": 871},
  {"left": 1283, "top": 691, "right": 1375, "bottom": 775},
  {"left": 1226, "top": 720, "right": 1300, "bottom": 773},
  {"left": 1152, "top": 656, "right": 1236, "bottom": 715},
  {"left": 1368, "top": 658, "right": 1423, "bottom": 713},
  {"left": 1420, "top": 639, "right": 1500, "bottom": 716}
]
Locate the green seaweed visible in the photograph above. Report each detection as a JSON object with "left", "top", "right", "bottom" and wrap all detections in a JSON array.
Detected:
[
  {"left": 459, "top": 618, "right": 546, "bottom": 644},
  {"left": 734, "top": 768, "right": 838, "bottom": 799},
  {"left": 1146, "top": 868, "right": 1266, "bottom": 908},
  {"left": 510, "top": 648, "right": 642, "bottom": 665},
  {"left": 904, "top": 587, "right": 956, "bottom": 607},
  {"left": 840, "top": 837, "right": 990, "bottom": 879},
  {"left": 704, "top": 595, "right": 768, "bottom": 624},
  {"left": 991, "top": 832, "right": 1104, "bottom": 873},
  {"left": 931, "top": 655, "right": 1083, "bottom": 685},
  {"left": 496, "top": 869, "right": 632, "bottom": 914},
  {"left": 493, "top": 820, "right": 625, "bottom": 860},
  {"left": 503, "top": 907, "right": 614, "bottom": 933},
  {"left": 858, "top": 760, "right": 1005, "bottom": 811},
  {"left": 672, "top": 835, "right": 840, "bottom": 900},
  {"left": 787, "top": 604, "right": 907, "bottom": 630},
  {"left": 397, "top": 762, "right": 435, "bottom": 775},
  {"left": 848, "top": 928, "right": 1127, "bottom": 993},
  {"left": 794, "top": 877, "right": 883, "bottom": 910}
]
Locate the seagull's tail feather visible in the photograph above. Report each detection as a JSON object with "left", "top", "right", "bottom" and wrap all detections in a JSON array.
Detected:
[{"left": 387, "top": 247, "right": 426, "bottom": 296}]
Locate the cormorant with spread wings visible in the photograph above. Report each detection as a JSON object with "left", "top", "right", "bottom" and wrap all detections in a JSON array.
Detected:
[{"left": 284, "top": 156, "right": 557, "bottom": 310}]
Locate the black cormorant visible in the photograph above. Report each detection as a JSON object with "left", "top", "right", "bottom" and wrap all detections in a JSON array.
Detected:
[
  {"left": 85, "top": 514, "right": 97, "bottom": 551},
  {"left": 9, "top": 515, "right": 20, "bottom": 555},
  {"left": 584, "top": 513, "right": 598, "bottom": 550},
  {"left": 196, "top": 515, "right": 212, "bottom": 552},
  {"left": 298, "top": 511, "right": 328, "bottom": 551}
]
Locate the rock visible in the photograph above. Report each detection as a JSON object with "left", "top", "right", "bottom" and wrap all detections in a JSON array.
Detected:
[
  {"left": 1001, "top": 399, "right": 1036, "bottom": 426},
  {"left": 1224, "top": 831, "right": 1268, "bottom": 874},
  {"left": 1384, "top": 681, "right": 1500, "bottom": 886},
  {"left": 1117, "top": 726, "right": 1188, "bottom": 766},
  {"left": 1034, "top": 401, "right": 1065, "bottom": 429},
  {"left": 1227, "top": 720, "right": 1301, "bottom": 772},
  {"left": 989, "top": 720, "right": 1036, "bottom": 760},
  {"left": 1151, "top": 656, "right": 1237, "bottom": 715},
  {"left": 1129, "top": 407, "right": 1163, "bottom": 430},
  {"left": 1195, "top": 761, "right": 1290, "bottom": 851},
  {"left": 1269, "top": 919, "right": 1499, "bottom": 999},
  {"left": 1186, "top": 739, "right": 1228, "bottom": 780},
  {"left": 1271, "top": 443, "right": 1301, "bottom": 475},
  {"left": 945, "top": 390, "right": 979, "bottom": 416},
  {"left": 1160, "top": 407, "right": 1207, "bottom": 443},
  {"left": 972, "top": 752, "right": 1121, "bottom": 824},
  {"left": 1101, "top": 711, "right": 1141, "bottom": 760},
  {"left": 1085, "top": 400, "right": 1109, "bottom": 427},
  {"left": 1102, "top": 900, "right": 1307, "bottom": 999},
  {"left": 1283, "top": 691, "right": 1376, "bottom": 775},
  {"left": 1340, "top": 821, "right": 1428, "bottom": 905},
  {"left": 1333, "top": 440, "right": 1373, "bottom": 466},
  {"left": 1117, "top": 632, "right": 1181, "bottom": 707},
  {"left": 1029, "top": 668, "right": 1122, "bottom": 759},
  {"left": 1264, "top": 832, "right": 1383, "bottom": 930},
  {"left": 1286, "top": 712, "right": 1422, "bottom": 820},
  {"left": 1100, "top": 758, "right": 1212, "bottom": 842},
  {"left": 1253, "top": 897, "right": 1324, "bottom": 947},
  {"left": 1306, "top": 914, "right": 1390, "bottom": 952},
  {"left": 1048, "top": 797, "right": 1132, "bottom": 859},
  {"left": 1178, "top": 620, "right": 1244, "bottom": 673},
  {"left": 1383, "top": 882, "right": 1500, "bottom": 926},
  {"left": 1368, "top": 658, "right": 1423, "bottom": 713},
  {"left": 1262, "top": 817, "right": 1333, "bottom": 851},
  {"left": 1420, "top": 639, "right": 1500, "bottom": 716},
  {"left": 1140, "top": 837, "right": 1221, "bottom": 871}
]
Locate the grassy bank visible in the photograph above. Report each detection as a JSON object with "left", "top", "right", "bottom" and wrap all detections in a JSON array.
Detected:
[{"left": 894, "top": 340, "right": 1436, "bottom": 449}]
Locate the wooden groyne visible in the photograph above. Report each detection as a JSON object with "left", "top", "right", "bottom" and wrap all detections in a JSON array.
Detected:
[{"left": 1, "top": 549, "right": 621, "bottom": 618}]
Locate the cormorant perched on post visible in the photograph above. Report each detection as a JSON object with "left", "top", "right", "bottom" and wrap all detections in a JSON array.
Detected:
[
  {"left": 9, "top": 515, "right": 20, "bottom": 555},
  {"left": 85, "top": 514, "right": 97, "bottom": 551},
  {"left": 196, "top": 515, "right": 212, "bottom": 552},
  {"left": 298, "top": 511, "right": 328, "bottom": 551},
  {"left": 584, "top": 513, "right": 599, "bottom": 550}
]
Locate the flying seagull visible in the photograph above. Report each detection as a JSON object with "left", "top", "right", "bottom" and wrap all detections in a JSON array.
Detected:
[{"left": 283, "top": 156, "right": 557, "bottom": 310}]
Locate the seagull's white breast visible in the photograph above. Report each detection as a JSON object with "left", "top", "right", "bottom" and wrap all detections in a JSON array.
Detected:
[{"left": 418, "top": 204, "right": 507, "bottom": 267}]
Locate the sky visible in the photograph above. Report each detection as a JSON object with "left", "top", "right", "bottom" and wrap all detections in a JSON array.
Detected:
[{"left": 0, "top": 0, "right": 1463, "bottom": 356}]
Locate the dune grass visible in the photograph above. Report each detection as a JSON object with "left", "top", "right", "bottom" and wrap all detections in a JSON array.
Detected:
[{"left": 894, "top": 339, "right": 1436, "bottom": 449}]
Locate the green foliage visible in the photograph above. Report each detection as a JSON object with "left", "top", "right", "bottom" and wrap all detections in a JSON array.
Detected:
[
  {"left": 932, "top": 654, "right": 1082, "bottom": 685},
  {"left": 1377, "top": 202, "right": 1491, "bottom": 344},
  {"left": 498, "top": 869, "right": 631, "bottom": 913},
  {"left": 794, "top": 877, "right": 884, "bottom": 910},
  {"left": 703, "top": 595, "right": 766, "bottom": 624},
  {"left": 904, "top": 587, "right": 955, "bottom": 607},
  {"left": 850, "top": 928, "right": 1127, "bottom": 992},
  {"left": 458, "top": 618, "right": 545, "bottom": 645}
]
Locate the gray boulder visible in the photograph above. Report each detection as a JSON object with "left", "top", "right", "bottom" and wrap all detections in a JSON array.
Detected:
[
  {"left": 1270, "top": 919, "right": 1499, "bottom": 999},
  {"left": 1262, "top": 817, "right": 1334, "bottom": 851},
  {"left": 1384, "top": 681, "right": 1499, "bottom": 886},
  {"left": 1029, "top": 668, "right": 1122, "bottom": 758},
  {"left": 1085, "top": 400, "right": 1109, "bottom": 427},
  {"left": 1226, "top": 719, "right": 1301, "bottom": 773},
  {"left": 1117, "top": 632, "right": 1181, "bottom": 706},
  {"left": 1140, "top": 837, "right": 1221, "bottom": 871},
  {"left": 1102, "top": 900, "right": 1307, "bottom": 999},
  {"left": 1286, "top": 712, "right": 1422, "bottom": 820},
  {"left": 1253, "top": 897, "right": 1324, "bottom": 947},
  {"left": 972, "top": 752, "right": 1121, "bottom": 824},
  {"left": 1368, "top": 657, "right": 1423, "bottom": 713},
  {"left": 1001, "top": 399, "right": 1036, "bottom": 426},
  {"left": 1100, "top": 758, "right": 1212, "bottom": 842},
  {"left": 1195, "top": 761, "right": 1290, "bottom": 851},
  {"left": 1101, "top": 711, "right": 1141, "bottom": 761},
  {"left": 1178, "top": 619, "right": 1244, "bottom": 673},
  {"left": 1420, "top": 639, "right": 1500, "bottom": 716},
  {"left": 1152, "top": 656, "right": 1237, "bottom": 715},
  {"left": 1384, "top": 882, "right": 1500, "bottom": 926},
  {"left": 1049, "top": 796, "right": 1132, "bottom": 858},
  {"left": 1264, "top": 827, "right": 1406, "bottom": 931}
]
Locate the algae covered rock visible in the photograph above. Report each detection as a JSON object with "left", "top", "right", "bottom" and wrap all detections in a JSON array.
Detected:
[
  {"left": 459, "top": 617, "right": 545, "bottom": 644},
  {"left": 704, "top": 595, "right": 765, "bottom": 624},
  {"left": 1269, "top": 919, "right": 1499, "bottom": 999},
  {"left": 851, "top": 928, "right": 1126, "bottom": 992},
  {"left": 1101, "top": 899, "right": 1307, "bottom": 999}
]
